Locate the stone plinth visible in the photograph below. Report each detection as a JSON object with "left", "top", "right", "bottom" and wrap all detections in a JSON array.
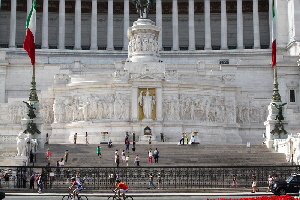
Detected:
[
  {"left": 139, "top": 134, "right": 157, "bottom": 142},
  {"left": 264, "top": 120, "right": 288, "bottom": 149},
  {"left": 127, "top": 18, "right": 161, "bottom": 62}
]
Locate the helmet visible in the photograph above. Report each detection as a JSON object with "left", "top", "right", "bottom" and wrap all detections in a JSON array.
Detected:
[{"left": 71, "top": 177, "right": 76, "bottom": 181}]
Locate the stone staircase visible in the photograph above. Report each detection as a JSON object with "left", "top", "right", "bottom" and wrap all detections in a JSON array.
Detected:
[{"left": 31, "top": 142, "right": 288, "bottom": 167}]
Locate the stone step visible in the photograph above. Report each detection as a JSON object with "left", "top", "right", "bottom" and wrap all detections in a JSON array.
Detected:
[{"left": 28, "top": 143, "right": 288, "bottom": 167}]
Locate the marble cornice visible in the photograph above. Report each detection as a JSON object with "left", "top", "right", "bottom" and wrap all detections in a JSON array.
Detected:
[{"left": 1, "top": 0, "right": 269, "bottom": 14}]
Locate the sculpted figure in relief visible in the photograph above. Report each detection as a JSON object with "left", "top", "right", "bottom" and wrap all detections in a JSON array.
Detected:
[
  {"left": 16, "top": 132, "right": 29, "bottom": 156},
  {"left": 138, "top": 89, "right": 155, "bottom": 119}
]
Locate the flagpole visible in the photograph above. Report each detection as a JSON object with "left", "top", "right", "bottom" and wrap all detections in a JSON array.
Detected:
[
  {"left": 29, "top": 63, "right": 39, "bottom": 101},
  {"left": 271, "top": 64, "right": 281, "bottom": 102}
]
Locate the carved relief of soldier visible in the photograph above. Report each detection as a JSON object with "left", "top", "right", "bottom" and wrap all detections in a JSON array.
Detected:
[{"left": 4, "top": 91, "right": 268, "bottom": 125}]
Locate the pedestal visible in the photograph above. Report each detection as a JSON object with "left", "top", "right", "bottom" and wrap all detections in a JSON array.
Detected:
[
  {"left": 264, "top": 120, "right": 288, "bottom": 149},
  {"left": 127, "top": 18, "right": 161, "bottom": 62},
  {"left": 100, "top": 132, "right": 109, "bottom": 144}
]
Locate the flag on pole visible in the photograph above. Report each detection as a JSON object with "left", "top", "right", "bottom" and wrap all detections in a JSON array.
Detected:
[
  {"left": 23, "top": 0, "right": 36, "bottom": 66},
  {"left": 271, "top": 0, "right": 276, "bottom": 67}
]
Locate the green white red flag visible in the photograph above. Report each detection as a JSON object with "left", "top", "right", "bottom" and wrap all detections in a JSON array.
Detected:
[
  {"left": 23, "top": 0, "right": 36, "bottom": 66},
  {"left": 271, "top": 0, "right": 276, "bottom": 67}
]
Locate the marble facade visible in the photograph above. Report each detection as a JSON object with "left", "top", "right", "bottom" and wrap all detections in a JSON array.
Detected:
[{"left": 0, "top": 0, "right": 300, "bottom": 165}]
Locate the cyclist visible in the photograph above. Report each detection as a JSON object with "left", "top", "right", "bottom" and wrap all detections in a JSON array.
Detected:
[
  {"left": 69, "top": 177, "right": 83, "bottom": 200},
  {"left": 113, "top": 179, "right": 128, "bottom": 200}
]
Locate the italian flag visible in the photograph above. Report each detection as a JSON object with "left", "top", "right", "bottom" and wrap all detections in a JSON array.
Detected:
[
  {"left": 271, "top": 0, "right": 276, "bottom": 67},
  {"left": 23, "top": 0, "right": 36, "bottom": 66}
]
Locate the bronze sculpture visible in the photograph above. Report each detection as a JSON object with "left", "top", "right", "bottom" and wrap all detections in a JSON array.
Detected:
[
  {"left": 272, "top": 102, "right": 287, "bottom": 122},
  {"left": 132, "top": 0, "right": 155, "bottom": 19}
]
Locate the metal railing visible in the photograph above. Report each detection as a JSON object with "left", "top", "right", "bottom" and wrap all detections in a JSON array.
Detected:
[{"left": 1, "top": 165, "right": 299, "bottom": 190}]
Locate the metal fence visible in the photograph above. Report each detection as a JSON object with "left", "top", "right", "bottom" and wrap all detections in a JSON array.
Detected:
[{"left": 1, "top": 165, "right": 300, "bottom": 190}]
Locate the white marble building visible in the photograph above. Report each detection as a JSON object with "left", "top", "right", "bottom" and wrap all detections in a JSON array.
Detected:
[{"left": 0, "top": 0, "right": 300, "bottom": 164}]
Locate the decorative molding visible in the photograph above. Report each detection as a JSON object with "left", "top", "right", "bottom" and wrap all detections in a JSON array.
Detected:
[{"left": 0, "top": 0, "right": 269, "bottom": 14}]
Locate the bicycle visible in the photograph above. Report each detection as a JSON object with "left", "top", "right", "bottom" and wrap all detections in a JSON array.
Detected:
[
  {"left": 62, "top": 189, "right": 88, "bottom": 200},
  {"left": 107, "top": 190, "right": 133, "bottom": 200}
]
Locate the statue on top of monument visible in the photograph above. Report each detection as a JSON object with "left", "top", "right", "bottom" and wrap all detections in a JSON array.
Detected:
[
  {"left": 23, "top": 101, "right": 37, "bottom": 119},
  {"left": 132, "top": 0, "right": 155, "bottom": 19},
  {"left": 272, "top": 102, "right": 287, "bottom": 122}
]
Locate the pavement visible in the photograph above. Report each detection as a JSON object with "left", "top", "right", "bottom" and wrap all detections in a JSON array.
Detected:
[{"left": 2, "top": 188, "right": 289, "bottom": 197}]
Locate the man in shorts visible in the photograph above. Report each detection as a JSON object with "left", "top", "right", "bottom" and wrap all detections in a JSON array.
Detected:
[
  {"left": 69, "top": 177, "right": 83, "bottom": 200},
  {"left": 113, "top": 179, "right": 128, "bottom": 200}
]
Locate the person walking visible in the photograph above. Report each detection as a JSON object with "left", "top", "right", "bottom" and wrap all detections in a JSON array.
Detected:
[
  {"left": 85, "top": 132, "right": 89, "bottom": 144},
  {"left": 22, "top": 171, "right": 27, "bottom": 188},
  {"left": 147, "top": 173, "right": 156, "bottom": 189},
  {"left": 74, "top": 133, "right": 77, "bottom": 144},
  {"left": 157, "top": 173, "right": 162, "bottom": 189},
  {"left": 132, "top": 141, "right": 136, "bottom": 153},
  {"left": 116, "top": 155, "right": 120, "bottom": 168},
  {"left": 251, "top": 173, "right": 259, "bottom": 193},
  {"left": 109, "top": 172, "right": 115, "bottom": 187},
  {"left": 114, "top": 150, "right": 119, "bottom": 163},
  {"left": 4, "top": 173, "right": 9, "bottom": 188},
  {"left": 121, "top": 150, "right": 126, "bottom": 163},
  {"left": 45, "top": 148, "right": 52, "bottom": 160},
  {"left": 126, "top": 155, "right": 129, "bottom": 166},
  {"left": 125, "top": 139, "right": 130, "bottom": 154},
  {"left": 29, "top": 173, "right": 35, "bottom": 189},
  {"left": 36, "top": 174, "right": 43, "bottom": 194},
  {"left": 153, "top": 148, "right": 159, "bottom": 163},
  {"left": 148, "top": 148, "right": 153, "bottom": 163},
  {"left": 160, "top": 133, "right": 164, "bottom": 142},
  {"left": 97, "top": 146, "right": 102, "bottom": 158},
  {"left": 231, "top": 175, "right": 238, "bottom": 188},
  {"left": 64, "top": 150, "right": 69, "bottom": 163},
  {"left": 266, "top": 175, "right": 273, "bottom": 192},
  {"left": 135, "top": 154, "right": 140, "bottom": 166}
]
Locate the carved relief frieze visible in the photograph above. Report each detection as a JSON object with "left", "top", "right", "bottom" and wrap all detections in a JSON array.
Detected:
[
  {"left": 54, "top": 74, "right": 70, "bottom": 85},
  {"left": 0, "top": 135, "right": 17, "bottom": 144},
  {"left": 52, "top": 93, "right": 132, "bottom": 123}
]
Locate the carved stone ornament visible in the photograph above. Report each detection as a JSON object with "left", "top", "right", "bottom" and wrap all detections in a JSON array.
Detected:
[{"left": 127, "top": 19, "right": 161, "bottom": 62}]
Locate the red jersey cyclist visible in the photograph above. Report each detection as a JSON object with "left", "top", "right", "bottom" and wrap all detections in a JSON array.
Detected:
[
  {"left": 113, "top": 179, "right": 128, "bottom": 200},
  {"left": 69, "top": 177, "right": 83, "bottom": 200}
]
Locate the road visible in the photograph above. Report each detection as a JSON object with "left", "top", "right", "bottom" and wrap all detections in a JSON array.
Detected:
[
  {"left": 3, "top": 192, "right": 298, "bottom": 200},
  {"left": 2, "top": 196, "right": 273, "bottom": 200}
]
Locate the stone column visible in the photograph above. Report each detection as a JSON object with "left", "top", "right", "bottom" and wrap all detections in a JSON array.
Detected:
[
  {"left": 132, "top": 87, "right": 138, "bottom": 121},
  {"left": 156, "top": 87, "right": 163, "bottom": 121},
  {"left": 90, "top": 0, "right": 98, "bottom": 50},
  {"left": 237, "top": 0, "right": 244, "bottom": 49},
  {"left": 188, "top": 0, "right": 195, "bottom": 51},
  {"left": 156, "top": 0, "right": 163, "bottom": 50},
  {"left": 107, "top": 0, "right": 114, "bottom": 50},
  {"left": 292, "top": 0, "right": 300, "bottom": 41},
  {"left": 42, "top": 0, "right": 49, "bottom": 49},
  {"left": 220, "top": 0, "right": 228, "bottom": 50},
  {"left": 27, "top": 0, "right": 32, "bottom": 15},
  {"left": 58, "top": 0, "right": 65, "bottom": 49},
  {"left": 268, "top": 0, "right": 272, "bottom": 45},
  {"left": 172, "top": 0, "right": 179, "bottom": 51},
  {"left": 74, "top": 0, "right": 82, "bottom": 50},
  {"left": 9, "top": 0, "right": 16, "bottom": 48},
  {"left": 253, "top": 0, "right": 260, "bottom": 49},
  {"left": 204, "top": 0, "right": 212, "bottom": 50},
  {"left": 123, "top": 0, "right": 129, "bottom": 51}
]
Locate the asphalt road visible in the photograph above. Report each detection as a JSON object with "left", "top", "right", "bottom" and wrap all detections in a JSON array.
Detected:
[
  {"left": 1, "top": 196, "right": 276, "bottom": 200},
  {"left": 3, "top": 192, "right": 299, "bottom": 200}
]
